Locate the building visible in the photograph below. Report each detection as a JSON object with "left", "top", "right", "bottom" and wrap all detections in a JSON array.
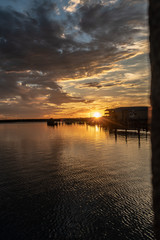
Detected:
[{"left": 105, "top": 106, "right": 149, "bottom": 123}]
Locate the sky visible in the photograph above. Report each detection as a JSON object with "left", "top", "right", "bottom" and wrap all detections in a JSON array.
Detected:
[{"left": 0, "top": 0, "right": 150, "bottom": 119}]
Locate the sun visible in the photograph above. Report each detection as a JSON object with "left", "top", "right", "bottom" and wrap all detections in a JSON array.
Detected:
[{"left": 93, "top": 112, "right": 102, "bottom": 118}]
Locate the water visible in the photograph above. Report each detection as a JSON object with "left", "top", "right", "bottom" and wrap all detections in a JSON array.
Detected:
[{"left": 0, "top": 123, "right": 154, "bottom": 240}]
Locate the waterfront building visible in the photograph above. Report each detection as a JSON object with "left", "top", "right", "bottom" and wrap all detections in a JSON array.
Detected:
[{"left": 105, "top": 106, "right": 148, "bottom": 122}]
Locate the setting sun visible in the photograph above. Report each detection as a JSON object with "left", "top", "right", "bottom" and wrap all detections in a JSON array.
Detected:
[{"left": 93, "top": 112, "right": 102, "bottom": 118}]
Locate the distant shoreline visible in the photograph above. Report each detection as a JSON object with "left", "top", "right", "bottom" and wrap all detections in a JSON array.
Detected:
[
  {"left": 0, "top": 119, "right": 48, "bottom": 123},
  {"left": 0, "top": 117, "right": 91, "bottom": 123}
]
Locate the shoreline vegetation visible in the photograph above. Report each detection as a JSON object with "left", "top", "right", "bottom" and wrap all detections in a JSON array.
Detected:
[{"left": 0, "top": 119, "right": 48, "bottom": 123}]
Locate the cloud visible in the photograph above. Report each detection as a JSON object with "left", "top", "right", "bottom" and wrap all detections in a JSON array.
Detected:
[
  {"left": 77, "top": 81, "right": 122, "bottom": 89},
  {"left": 79, "top": 1, "right": 147, "bottom": 42},
  {"left": 0, "top": 0, "right": 148, "bottom": 118},
  {"left": 64, "top": 0, "right": 80, "bottom": 13},
  {"left": 78, "top": 82, "right": 102, "bottom": 89},
  {"left": 0, "top": 0, "right": 147, "bottom": 73}
]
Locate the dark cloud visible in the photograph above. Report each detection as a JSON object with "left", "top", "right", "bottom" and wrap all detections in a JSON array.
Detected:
[
  {"left": 0, "top": 0, "right": 148, "bottom": 117},
  {"left": 0, "top": 70, "right": 84, "bottom": 106},
  {"left": 78, "top": 81, "right": 123, "bottom": 89},
  {"left": 0, "top": 0, "right": 147, "bottom": 72},
  {"left": 78, "top": 82, "right": 102, "bottom": 89},
  {"left": 79, "top": 0, "right": 147, "bottom": 45}
]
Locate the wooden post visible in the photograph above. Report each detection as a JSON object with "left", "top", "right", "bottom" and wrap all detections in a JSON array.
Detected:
[
  {"left": 149, "top": 1, "right": 160, "bottom": 238},
  {"left": 115, "top": 128, "right": 117, "bottom": 142}
]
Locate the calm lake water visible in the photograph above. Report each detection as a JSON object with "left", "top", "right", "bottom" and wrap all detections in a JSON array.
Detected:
[{"left": 0, "top": 122, "right": 154, "bottom": 240}]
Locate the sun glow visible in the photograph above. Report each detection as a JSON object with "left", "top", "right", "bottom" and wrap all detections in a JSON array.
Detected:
[{"left": 93, "top": 112, "right": 102, "bottom": 118}]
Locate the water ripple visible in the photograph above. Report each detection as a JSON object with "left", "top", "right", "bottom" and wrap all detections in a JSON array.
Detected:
[{"left": 0, "top": 123, "right": 154, "bottom": 240}]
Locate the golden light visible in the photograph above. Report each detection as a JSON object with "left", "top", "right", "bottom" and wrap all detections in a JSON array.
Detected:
[{"left": 93, "top": 112, "right": 102, "bottom": 118}]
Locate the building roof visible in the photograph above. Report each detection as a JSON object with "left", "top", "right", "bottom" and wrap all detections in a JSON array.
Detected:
[{"left": 105, "top": 106, "right": 148, "bottom": 112}]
